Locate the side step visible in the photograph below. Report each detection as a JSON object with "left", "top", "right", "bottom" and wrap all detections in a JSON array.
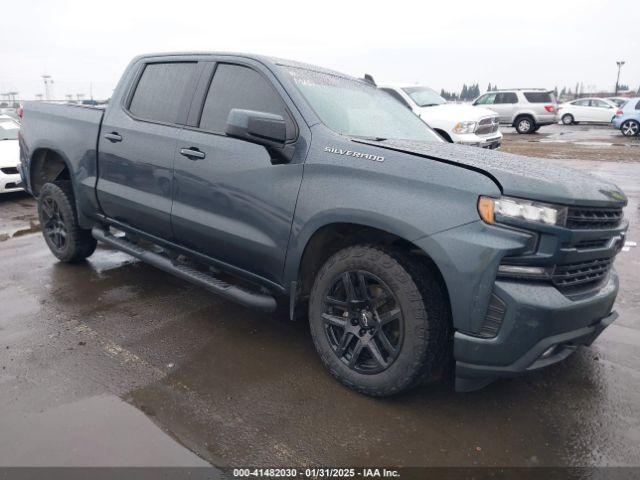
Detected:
[{"left": 91, "top": 227, "right": 277, "bottom": 312}]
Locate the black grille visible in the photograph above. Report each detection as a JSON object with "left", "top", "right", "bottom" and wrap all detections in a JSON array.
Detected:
[
  {"left": 1, "top": 167, "right": 19, "bottom": 175},
  {"left": 571, "top": 238, "right": 610, "bottom": 250},
  {"left": 552, "top": 257, "right": 613, "bottom": 292},
  {"left": 566, "top": 206, "right": 623, "bottom": 229},
  {"left": 476, "top": 117, "right": 499, "bottom": 135}
]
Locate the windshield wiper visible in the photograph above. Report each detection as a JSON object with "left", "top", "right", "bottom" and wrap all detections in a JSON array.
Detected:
[{"left": 419, "top": 103, "right": 440, "bottom": 107}]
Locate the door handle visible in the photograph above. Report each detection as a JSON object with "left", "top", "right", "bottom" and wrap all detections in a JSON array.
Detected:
[
  {"left": 104, "top": 132, "right": 123, "bottom": 142},
  {"left": 180, "top": 147, "right": 206, "bottom": 160}
]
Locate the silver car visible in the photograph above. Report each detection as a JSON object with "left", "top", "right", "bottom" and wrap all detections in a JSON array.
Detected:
[{"left": 473, "top": 89, "right": 558, "bottom": 134}]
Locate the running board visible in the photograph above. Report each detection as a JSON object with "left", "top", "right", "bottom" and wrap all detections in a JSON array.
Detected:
[{"left": 91, "top": 227, "right": 277, "bottom": 312}]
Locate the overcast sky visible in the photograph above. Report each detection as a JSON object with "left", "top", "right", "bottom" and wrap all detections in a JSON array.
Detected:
[{"left": 1, "top": 0, "right": 638, "bottom": 100}]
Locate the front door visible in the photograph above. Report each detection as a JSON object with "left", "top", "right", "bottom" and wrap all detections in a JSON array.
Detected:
[
  {"left": 97, "top": 61, "right": 198, "bottom": 238},
  {"left": 171, "top": 62, "right": 303, "bottom": 285}
]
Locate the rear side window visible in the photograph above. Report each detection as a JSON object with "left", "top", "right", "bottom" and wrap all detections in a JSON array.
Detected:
[
  {"left": 200, "top": 64, "right": 295, "bottom": 140},
  {"left": 128, "top": 62, "right": 197, "bottom": 123},
  {"left": 495, "top": 92, "right": 517, "bottom": 104},
  {"left": 635, "top": 100, "right": 640, "bottom": 110},
  {"left": 523, "top": 92, "right": 553, "bottom": 103}
]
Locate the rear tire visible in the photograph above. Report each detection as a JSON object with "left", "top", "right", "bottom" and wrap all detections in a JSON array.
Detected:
[
  {"left": 308, "top": 245, "right": 450, "bottom": 397},
  {"left": 37, "top": 181, "right": 97, "bottom": 263},
  {"left": 515, "top": 116, "right": 536, "bottom": 134},
  {"left": 562, "top": 114, "right": 574, "bottom": 125},
  {"left": 621, "top": 120, "right": 640, "bottom": 137}
]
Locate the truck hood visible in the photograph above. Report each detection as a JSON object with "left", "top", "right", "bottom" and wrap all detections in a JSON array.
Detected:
[
  {"left": 416, "top": 103, "right": 497, "bottom": 121},
  {"left": 0, "top": 139, "right": 19, "bottom": 168},
  {"left": 354, "top": 139, "right": 627, "bottom": 207}
]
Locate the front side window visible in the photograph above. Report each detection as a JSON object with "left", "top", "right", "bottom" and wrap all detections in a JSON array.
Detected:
[
  {"left": 129, "top": 62, "right": 197, "bottom": 123},
  {"left": 476, "top": 93, "right": 496, "bottom": 105},
  {"left": 200, "top": 64, "right": 295, "bottom": 140},
  {"left": 401, "top": 87, "right": 446, "bottom": 107},
  {"left": 284, "top": 67, "right": 441, "bottom": 142}
]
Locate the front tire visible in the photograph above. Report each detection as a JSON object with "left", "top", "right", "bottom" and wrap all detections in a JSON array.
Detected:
[
  {"left": 621, "top": 120, "right": 640, "bottom": 137},
  {"left": 308, "top": 245, "right": 450, "bottom": 397},
  {"left": 562, "top": 114, "right": 574, "bottom": 125},
  {"left": 515, "top": 116, "right": 536, "bottom": 134},
  {"left": 37, "top": 181, "right": 97, "bottom": 262}
]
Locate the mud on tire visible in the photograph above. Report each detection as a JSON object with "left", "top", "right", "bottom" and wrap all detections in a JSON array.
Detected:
[
  {"left": 308, "top": 245, "right": 451, "bottom": 397},
  {"left": 37, "top": 181, "right": 97, "bottom": 263}
]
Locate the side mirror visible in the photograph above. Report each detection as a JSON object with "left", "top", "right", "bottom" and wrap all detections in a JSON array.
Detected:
[{"left": 225, "top": 109, "right": 292, "bottom": 163}]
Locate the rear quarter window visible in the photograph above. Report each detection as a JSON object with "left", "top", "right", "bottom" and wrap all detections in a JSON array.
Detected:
[
  {"left": 128, "top": 62, "right": 197, "bottom": 124},
  {"left": 523, "top": 92, "right": 553, "bottom": 103}
]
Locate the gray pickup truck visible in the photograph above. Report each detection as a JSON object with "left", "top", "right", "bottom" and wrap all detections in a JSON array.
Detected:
[{"left": 19, "top": 52, "right": 628, "bottom": 395}]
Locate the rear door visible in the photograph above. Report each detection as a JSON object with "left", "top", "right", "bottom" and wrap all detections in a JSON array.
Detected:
[
  {"left": 590, "top": 99, "right": 616, "bottom": 122},
  {"left": 171, "top": 60, "right": 303, "bottom": 285},
  {"left": 570, "top": 99, "right": 591, "bottom": 121},
  {"left": 491, "top": 92, "right": 518, "bottom": 123},
  {"left": 96, "top": 61, "right": 199, "bottom": 238}
]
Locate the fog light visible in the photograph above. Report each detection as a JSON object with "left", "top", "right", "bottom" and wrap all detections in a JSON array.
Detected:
[{"left": 497, "top": 265, "right": 550, "bottom": 279}]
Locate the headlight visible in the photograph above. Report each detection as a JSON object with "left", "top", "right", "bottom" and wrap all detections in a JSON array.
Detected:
[
  {"left": 478, "top": 196, "right": 567, "bottom": 226},
  {"left": 452, "top": 121, "right": 477, "bottom": 134}
]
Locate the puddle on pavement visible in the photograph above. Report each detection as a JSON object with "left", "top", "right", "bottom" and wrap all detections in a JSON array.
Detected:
[
  {"left": 0, "top": 222, "right": 40, "bottom": 242},
  {"left": 0, "top": 394, "right": 211, "bottom": 467}
]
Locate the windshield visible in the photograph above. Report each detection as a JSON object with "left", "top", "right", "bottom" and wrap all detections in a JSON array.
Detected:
[
  {"left": 0, "top": 118, "right": 19, "bottom": 140},
  {"left": 402, "top": 87, "right": 447, "bottom": 107},
  {"left": 284, "top": 67, "right": 442, "bottom": 142}
]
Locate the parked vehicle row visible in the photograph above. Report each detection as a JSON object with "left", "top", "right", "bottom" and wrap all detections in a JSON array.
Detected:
[
  {"left": 379, "top": 85, "right": 502, "bottom": 148},
  {"left": 18, "top": 52, "right": 628, "bottom": 395},
  {"left": 0, "top": 114, "right": 22, "bottom": 193}
]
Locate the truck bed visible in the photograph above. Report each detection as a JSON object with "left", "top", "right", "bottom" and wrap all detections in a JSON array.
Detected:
[{"left": 20, "top": 102, "right": 105, "bottom": 223}]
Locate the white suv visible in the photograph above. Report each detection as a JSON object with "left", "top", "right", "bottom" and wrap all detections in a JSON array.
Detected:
[
  {"left": 379, "top": 85, "right": 502, "bottom": 149},
  {"left": 472, "top": 89, "right": 558, "bottom": 134}
]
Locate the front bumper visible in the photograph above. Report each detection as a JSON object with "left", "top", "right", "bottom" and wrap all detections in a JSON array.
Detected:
[
  {"left": 0, "top": 167, "right": 22, "bottom": 193},
  {"left": 454, "top": 272, "right": 619, "bottom": 392},
  {"left": 455, "top": 132, "right": 502, "bottom": 149}
]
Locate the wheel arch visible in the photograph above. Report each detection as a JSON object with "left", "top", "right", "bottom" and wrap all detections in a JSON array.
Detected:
[
  {"left": 513, "top": 112, "right": 536, "bottom": 126},
  {"left": 288, "top": 221, "right": 451, "bottom": 320},
  {"left": 28, "top": 147, "right": 74, "bottom": 196}
]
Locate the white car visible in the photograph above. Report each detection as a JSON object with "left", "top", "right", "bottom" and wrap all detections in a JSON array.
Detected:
[
  {"left": 558, "top": 98, "right": 618, "bottom": 125},
  {"left": 379, "top": 85, "right": 502, "bottom": 148},
  {"left": 0, "top": 115, "right": 22, "bottom": 193}
]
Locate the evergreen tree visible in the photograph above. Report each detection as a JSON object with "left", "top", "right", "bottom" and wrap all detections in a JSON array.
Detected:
[{"left": 487, "top": 82, "right": 492, "bottom": 92}]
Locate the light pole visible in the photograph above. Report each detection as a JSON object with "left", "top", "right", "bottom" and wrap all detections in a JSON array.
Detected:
[{"left": 615, "top": 61, "right": 625, "bottom": 95}]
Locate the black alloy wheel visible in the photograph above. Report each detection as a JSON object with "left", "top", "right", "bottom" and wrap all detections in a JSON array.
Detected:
[
  {"left": 321, "top": 270, "right": 403, "bottom": 374},
  {"left": 41, "top": 196, "right": 68, "bottom": 251}
]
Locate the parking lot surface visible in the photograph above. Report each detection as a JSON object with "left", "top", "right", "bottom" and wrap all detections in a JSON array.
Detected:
[{"left": 0, "top": 125, "right": 639, "bottom": 467}]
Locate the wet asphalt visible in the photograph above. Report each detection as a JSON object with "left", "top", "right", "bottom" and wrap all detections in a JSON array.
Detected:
[{"left": 0, "top": 124, "right": 639, "bottom": 468}]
